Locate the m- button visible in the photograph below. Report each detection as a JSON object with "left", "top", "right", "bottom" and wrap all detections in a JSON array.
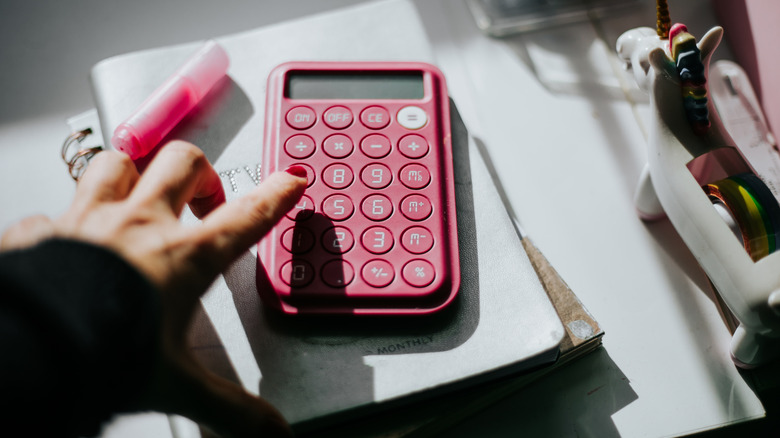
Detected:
[{"left": 360, "top": 106, "right": 390, "bottom": 129}]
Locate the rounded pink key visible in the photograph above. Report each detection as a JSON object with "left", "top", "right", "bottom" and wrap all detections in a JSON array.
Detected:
[
  {"left": 399, "top": 163, "right": 430, "bottom": 189},
  {"left": 285, "top": 195, "right": 315, "bottom": 221},
  {"left": 322, "top": 163, "right": 354, "bottom": 189},
  {"left": 321, "top": 260, "right": 354, "bottom": 288},
  {"left": 360, "top": 106, "right": 390, "bottom": 129},
  {"left": 400, "top": 194, "right": 432, "bottom": 221},
  {"left": 361, "top": 194, "right": 393, "bottom": 221},
  {"left": 280, "top": 260, "right": 314, "bottom": 287},
  {"left": 361, "top": 226, "right": 394, "bottom": 254},
  {"left": 322, "top": 226, "right": 354, "bottom": 254},
  {"left": 360, "top": 134, "right": 391, "bottom": 158},
  {"left": 361, "top": 163, "right": 392, "bottom": 189},
  {"left": 284, "top": 134, "right": 315, "bottom": 159},
  {"left": 323, "top": 134, "right": 353, "bottom": 158},
  {"left": 361, "top": 259, "right": 394, "bottom": 288},
  {"left": 398, "top": 134, "right": 429, "bottom": 158},
  {"left": 402, "top": 259, "right": 435, "bottom": 287},
  {"left": 286, "top": 106, "right": 316, "bottom": 130},
  {"left": 281, "top": 227, "right": 315, "bottom": 254},
  {"left": 401, "top": 226, "right": 434, "bottom": 254},
  {"left": 321, "top": 194, "right": 354, "bottom": 221},
  {"left": 323, "top": 105, "right": 353, "bottom": 129}
]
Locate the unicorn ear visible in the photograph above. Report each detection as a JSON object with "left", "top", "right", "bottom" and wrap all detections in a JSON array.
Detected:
[
  {"left": 648, "top": 46, "right": 676, "bottom": 80},
  {"left": 697, "top": 26, "right": 723, "bottom": 62}
]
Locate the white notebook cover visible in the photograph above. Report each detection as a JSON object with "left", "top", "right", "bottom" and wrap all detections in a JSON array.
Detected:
[{"left": 87, "top": 0, "right": 564, "bottom": 432}]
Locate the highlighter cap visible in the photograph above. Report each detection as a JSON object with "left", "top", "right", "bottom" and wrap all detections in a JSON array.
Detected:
[{"left": 177, "top": 40, "right": 230, "bottom": 100}]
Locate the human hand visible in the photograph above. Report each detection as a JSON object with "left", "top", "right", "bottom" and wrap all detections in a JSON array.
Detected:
[{"left": 1, "top": 140, "right": 306, "bottom": 437}]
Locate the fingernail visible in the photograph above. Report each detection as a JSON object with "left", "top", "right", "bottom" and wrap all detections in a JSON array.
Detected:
[{"left": 285, "top": 165, "right": 307, "bottom": 180}]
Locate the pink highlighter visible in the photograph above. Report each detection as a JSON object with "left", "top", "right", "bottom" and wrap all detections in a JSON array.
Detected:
[{"left": 111, "top": 40, "right": 229, "bottom": 160}]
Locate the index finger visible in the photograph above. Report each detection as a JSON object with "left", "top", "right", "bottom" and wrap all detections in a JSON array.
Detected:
[{"left": 196, "top": 168, "right": 306, "bottom": 263}]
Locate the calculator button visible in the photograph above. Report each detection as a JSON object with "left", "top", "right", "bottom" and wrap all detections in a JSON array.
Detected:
[
  {"left": 361, "top": 194, "right": 393, "bottom": 221},
  {"left": 323, "top": 106, "right": 353, "bottom": 129},
  {"left": 286, "top": 106, "right": 316, "bottom": 130},
  {"left": 401, "top": 226, "right": 434, "bottom": 254},
  {"left": 397, "top": 106, "right": 427, "bottom": 130},
  {"left": 362, "top": 259, "right": 394, "bottom": 288},
  {"left": 402, "top": 260, "right": 435, "bottom": 287},
  {"left": 288, "top": 163, "right": 315, "bottom": 187},
  {"left": 361, "top": 226, "right": 394, "bottom": 254},
  {"left": 399, "top": 164, "right": 431, "bottom": 189},
  {"left": 360, "top": 134, "right": 391, "bottom": 158},
  {"left": 322, "top": 163, "right": 354, "bottom": 189},
  {"left": 400, "top": 194, "right": 432, "bottom": 221},
  {"left": 398, "top": 134, "right": 429, "bottom": 159},
  {"left": 323, "top": 134, "right": 354, "bottom": 158},
  {"left": 280, "top": 260, "right": 314, "bottom": 287},
  {"left": 284, "top": 135, "right": 315, "bottom": 159},
  {"left": 322, "top": 226, "right": 354, "bottom": 254},
  {"left": 321, "top": 194, "right": 354, "bottom": 221},
  {"left": 286, "top": 195, "right": 315, "bottom": 221},
  {"left": 281, "top": 227, "right": 315, "bottom": 254},
  {"left": 321, "top": 260, "right": 354, "bottom": 288},
  {"left": 361, "top": 163, "right": 392, "bottom": 189},
  {"left": 360, "top": 106, "right": 390, "bottom": 129}
]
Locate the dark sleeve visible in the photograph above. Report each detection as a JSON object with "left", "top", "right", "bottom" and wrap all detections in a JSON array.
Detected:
[{"left": 0, "top": 239, "right": 161, "bottom": 437}]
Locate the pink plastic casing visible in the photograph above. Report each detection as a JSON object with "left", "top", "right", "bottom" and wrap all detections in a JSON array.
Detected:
[
  {"left": 257, "top": 62, "right": 460, "bottom": 315},
  {"left": 111, "top": 40, "right": 229, "bottom": 160}
]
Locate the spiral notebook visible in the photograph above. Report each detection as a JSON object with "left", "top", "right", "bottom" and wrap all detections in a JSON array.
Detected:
[{"left": 62, "top": 0, "right": 604, "bottom": 435}]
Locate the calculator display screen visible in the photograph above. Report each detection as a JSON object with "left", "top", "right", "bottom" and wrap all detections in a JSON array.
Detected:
[{"left": 286, "top": 72, "right": 424, "bottom": 100}]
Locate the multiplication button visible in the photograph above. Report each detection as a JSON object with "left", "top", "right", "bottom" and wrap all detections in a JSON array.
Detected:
[
  {"left": 402, "top": 260, "right": 435, "bottom": 287},
  {"left": 323, "top": 134, "right": 353, "bottom": 158},
  {"left": 321, "top": 260, "right": 354, "bottom": 288}
]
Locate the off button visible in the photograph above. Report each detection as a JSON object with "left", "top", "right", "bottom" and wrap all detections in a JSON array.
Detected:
[{"left": 397, "top": 106, "right": 427, "bottom": 130}]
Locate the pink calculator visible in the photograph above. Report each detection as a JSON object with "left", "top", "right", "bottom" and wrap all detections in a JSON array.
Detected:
[{"left": 257, "top": 62, "right": 460, "bottom": 315}]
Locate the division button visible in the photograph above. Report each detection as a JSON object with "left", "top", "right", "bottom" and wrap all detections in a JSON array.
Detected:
[
  {"left": 402, "top": 259, "right": 435, "bottom": 287},
  {"left": 321, "top": 260, "right": 355, "bottom": 288},
  {"left": 397, "top": 106, "right": 427, "bottom": 130},
  {"left": 401, "top": 226, "right": 434, "bottom": 254},
  {"left": 284, "top": 134, "right": 315, "bottom": 159},
  {"left": 280, "top": 259, "right": 314, "bottom": 287},
  {"left": 323, "top": 105, "right": 353, "bottom": 129},
  {"left": 362, "top": 259, "right": 394, "bottom": 288},
  {"left": 286, "top": 106, "right": 316, "bottom": 130}
]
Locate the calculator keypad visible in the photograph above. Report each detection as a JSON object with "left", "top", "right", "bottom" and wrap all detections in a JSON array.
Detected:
[{"left": 260, "top": 64, "right": 458, "bottom": 315}]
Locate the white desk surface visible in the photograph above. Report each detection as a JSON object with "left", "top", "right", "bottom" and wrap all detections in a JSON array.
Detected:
[{"left": 0, "top": 0, "right": 767, "bottom": 437}]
